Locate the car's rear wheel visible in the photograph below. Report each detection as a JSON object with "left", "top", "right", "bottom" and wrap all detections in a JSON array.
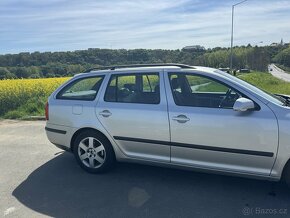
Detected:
[
  {"left": 73, "top": 130, "right": 115, "bottom": 173},
  {"left": 282, "top": 161, "right": 290, "bottom": 188}
]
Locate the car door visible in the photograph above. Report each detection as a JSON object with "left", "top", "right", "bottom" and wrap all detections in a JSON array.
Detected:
[
  {"left": 96, "top": 71, "right": 170, "bottom": 162},
  {"left": 165, "top": 71, "right": 278, "bottom": 175}
]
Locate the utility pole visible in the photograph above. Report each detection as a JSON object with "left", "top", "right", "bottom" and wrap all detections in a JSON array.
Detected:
[{"left": 230, "top": 0, "right": 248, "bottom": 74}]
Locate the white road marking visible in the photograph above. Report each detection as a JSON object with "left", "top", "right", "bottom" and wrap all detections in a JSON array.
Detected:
[{"left": 3, "top": 207, "right": 16, "bottom": 216}]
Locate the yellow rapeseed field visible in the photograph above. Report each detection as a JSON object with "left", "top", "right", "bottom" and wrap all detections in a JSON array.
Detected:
[{"left": 0, "top": 77, "right": 70, "bottom": 117}]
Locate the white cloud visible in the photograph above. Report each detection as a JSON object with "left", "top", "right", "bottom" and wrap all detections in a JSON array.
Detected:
[{"left": 0, "top": 0, "right": 290, "bottom": 53}]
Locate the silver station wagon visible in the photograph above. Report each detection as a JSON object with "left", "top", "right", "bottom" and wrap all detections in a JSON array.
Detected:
[{"left": 45, "top": 64, "right": 290, "bottom": 185}]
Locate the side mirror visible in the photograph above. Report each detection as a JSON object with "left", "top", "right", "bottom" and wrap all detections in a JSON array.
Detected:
[{"left": 233, "top": 98, "right": 255, "bottom": 112}]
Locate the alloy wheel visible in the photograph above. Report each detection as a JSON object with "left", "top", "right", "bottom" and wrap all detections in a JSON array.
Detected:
[{"left": 78, "top": 137, "right": 106, "bottom": 168}]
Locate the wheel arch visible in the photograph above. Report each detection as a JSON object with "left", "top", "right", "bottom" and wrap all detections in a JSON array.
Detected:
[{"left": 70, "top": 127, "right": 115, "bottom": 157}]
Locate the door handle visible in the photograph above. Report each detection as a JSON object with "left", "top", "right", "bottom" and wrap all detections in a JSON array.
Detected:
[
  {"left": 172, "top": 115, "right": 190, "bottom": 123},
  {"left": 99, "top": 110, "right": 112, "bottom": 117}
]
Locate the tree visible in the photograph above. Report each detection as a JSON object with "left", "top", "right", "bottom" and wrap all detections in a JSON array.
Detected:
[
  {"left": 15, "top": 67, "right": 30, "bottom": 78},
  {"left": 273, "top": 46, "right": 290, "bottom": 67}
]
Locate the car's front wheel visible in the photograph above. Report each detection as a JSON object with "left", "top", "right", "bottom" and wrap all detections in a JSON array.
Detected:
[{"left": 73, "top": 130, "right": 115, "bottom": 173}]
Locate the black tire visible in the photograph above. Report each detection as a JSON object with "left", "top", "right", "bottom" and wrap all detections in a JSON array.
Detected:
[
  {"left": 282, "top": 161, "right": 290, "bottom": 187},
  {"left": 73, "top": 130, "right": 115, "bottom": 173}
]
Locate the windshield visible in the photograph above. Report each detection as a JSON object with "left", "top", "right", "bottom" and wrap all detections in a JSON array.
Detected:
[{"left": 214, "top": 70, "right": 284, "bottom": 106}]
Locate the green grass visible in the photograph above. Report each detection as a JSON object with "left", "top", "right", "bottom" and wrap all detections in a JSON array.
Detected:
[
  {"left": 3, "top": 96, "right": 47, "bottom": 119},
  {"left": 239, "top": 72, "right": 290, "bottom": 95}
]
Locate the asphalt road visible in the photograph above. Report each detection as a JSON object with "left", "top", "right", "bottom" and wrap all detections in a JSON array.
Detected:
[
  {"left": 1, "top": 120, "right": 290, "bottom": 218},
  {"left": 269, "top": 64, "right": 290, "bottom": 82}
]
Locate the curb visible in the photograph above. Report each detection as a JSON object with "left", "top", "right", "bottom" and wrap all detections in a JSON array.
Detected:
[{"left": 23, "top": 116, "right": 46, "bottom": 121}]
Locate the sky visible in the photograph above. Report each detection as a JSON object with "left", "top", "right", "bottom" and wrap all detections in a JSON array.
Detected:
[{"left": 0, "top": 0, "right": 290, "bottom": 54}]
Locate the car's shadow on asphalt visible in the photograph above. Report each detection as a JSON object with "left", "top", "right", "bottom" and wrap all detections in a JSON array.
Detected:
[{"left": 13, "top": 152, "right": 290, "bottom": 218}]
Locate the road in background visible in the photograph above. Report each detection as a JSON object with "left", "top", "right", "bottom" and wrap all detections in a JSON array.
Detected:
[
  {"left": 269, "top": 64, "right": 290, "bottom": 82},
  {"left": 1, "top": 120, "right": 290, "bottom": 218}
]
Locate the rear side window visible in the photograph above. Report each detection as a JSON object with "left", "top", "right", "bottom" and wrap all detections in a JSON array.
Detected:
[
  {"left": 56, "top": 76, "right": 104, "bottom": 100},
  {"left": 104, "top": 73, "right": 160, "bottom": 104}
]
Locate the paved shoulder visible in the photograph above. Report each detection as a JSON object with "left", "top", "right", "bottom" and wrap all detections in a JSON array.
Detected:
[{"left": 269, "top": 64, "right": 290, "bottom": 82}]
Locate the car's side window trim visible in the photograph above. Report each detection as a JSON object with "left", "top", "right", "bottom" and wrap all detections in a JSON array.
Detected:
[
  {"left": 56, "top": 75, "right": 105, "bottom": 101},
  {"left": 103, "top": 72, "right": 161, "bottom": 105},
  {"left": 168, "top": 72, "right": 261, "bottom": 110}
]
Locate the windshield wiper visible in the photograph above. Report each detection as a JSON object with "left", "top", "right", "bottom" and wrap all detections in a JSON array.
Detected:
[{"left": 275, "top": 94, "right": 290, "bottom": 106}]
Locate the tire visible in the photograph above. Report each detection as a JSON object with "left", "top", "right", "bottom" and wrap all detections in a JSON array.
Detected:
[
  {"left": 282, "top": 162, "right": 290, "bottom": 187},
  {"left": 73, "top": 130, "right": 115, "bottom": 173}
]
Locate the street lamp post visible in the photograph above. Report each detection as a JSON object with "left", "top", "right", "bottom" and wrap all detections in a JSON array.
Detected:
[{"left": 230, "top": 0, "right": 248, "bottom": 73}]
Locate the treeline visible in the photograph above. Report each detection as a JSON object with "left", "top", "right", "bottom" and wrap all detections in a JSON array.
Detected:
[
  {"left": 0, "top": 44, "right": 289, "bottom": 79},
  {"left": 273, "top": 46, "right": 290, "bottom": 68},
  {"left": 0, "top": 63, "right": 86, "bottom": 79}
]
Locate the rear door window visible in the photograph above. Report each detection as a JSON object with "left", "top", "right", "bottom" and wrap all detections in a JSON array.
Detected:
[{"left": 104, "top": 73, "right": 160, "bottom": 104}]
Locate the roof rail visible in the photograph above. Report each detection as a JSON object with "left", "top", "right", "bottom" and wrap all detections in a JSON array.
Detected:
[{"left": 83, "top": 63, "right": 194, "bottom": 73}]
